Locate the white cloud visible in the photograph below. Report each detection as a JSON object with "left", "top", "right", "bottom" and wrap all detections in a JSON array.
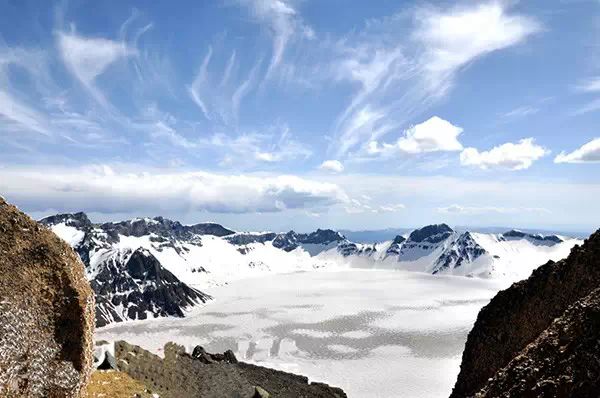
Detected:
[
  {"left": 188, "top": 46, "right": 263, "bottom": 125},
  {"left": 208, "top": 124, "right": 312, "bottom": 165},
  {"left": 238, "top": 0, "right": 313, "bottom": 79},
  {"left": 367, "top": 116, "right": 463, "bottom": 156},
  {"left": 343, "top": 197, "right": 404, "bottom": 214},
  {"left": 188, "top": 46, "right": 213, "bottom": 120},
  {"left": 415, "top": 2, "right": 540, "bottom": 83},
  {"left": 575, "top": 77, "right": 600, "bottom": 93},
  {"left": 460, "top": 138, "right": 549, "bottom": 170},
  {"left": 503, "top": 105, "right": 539, "bottom": 118},
  {"left": 332, "top": 2, "right": 539, "bottom": 156},
  {"left": 378, "top": 203, "right": 406, "bottom": 212},
  {"left": 0, "top": 165, "right": 347, "bottom": 214},
  {"left": 0, "top": 46, "right": 53, "bottom": 136},
  {"left": 437, "top": 204, "right": 550, "bottom": 215},
  {"left": 554, "top": 138, "right": 600, "bottom": 164},
  {"left": 57, "top": 31, "right": 134, "bottom": 104},
  {"left": 319, "top": 160, "right": 344, "bottom": 173},
  {"left": 0, "top": 91, "right": 50, "bottom": 135}
]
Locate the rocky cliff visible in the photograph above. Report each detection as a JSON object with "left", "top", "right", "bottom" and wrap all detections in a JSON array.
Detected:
[
  {"left": 451, "top": 229, "right": 600, "bottom": 397},
  {"left": 0, "top": 198, "right": 95, "bottom": 397},
  {"left": 114, "top": 341, "right": 347, "bottom": 398}
]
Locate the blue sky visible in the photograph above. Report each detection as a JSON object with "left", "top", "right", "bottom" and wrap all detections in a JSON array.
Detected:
[{"left": 1, "top": 0, "right": 600, "bottom": 233}]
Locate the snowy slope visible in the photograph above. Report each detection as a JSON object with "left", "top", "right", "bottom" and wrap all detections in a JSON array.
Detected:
[{"left": 40, "top": 214, "right": 582, "bottom": 326}]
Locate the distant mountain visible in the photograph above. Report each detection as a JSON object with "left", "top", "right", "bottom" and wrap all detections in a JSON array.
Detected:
[{"left": 41, "top": 214, "right": 582, "bottom": 327}]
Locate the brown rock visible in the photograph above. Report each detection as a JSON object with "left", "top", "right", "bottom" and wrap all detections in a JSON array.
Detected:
[
  {"left": 475, "top": 287, "right": 600, "bottom": 397},
  {"left": 115, "top": 341, "right": 347, "bottom": 398},
  {"left": 0, "top": 197, "right": 95, "bottom": 397},
  {"left": 451, "top": 229, "right": 600, "bottom": 398}
]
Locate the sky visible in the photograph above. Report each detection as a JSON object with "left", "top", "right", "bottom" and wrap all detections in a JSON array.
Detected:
[{"left": 0, "top": 0, "right": 599, "bottom": 233}]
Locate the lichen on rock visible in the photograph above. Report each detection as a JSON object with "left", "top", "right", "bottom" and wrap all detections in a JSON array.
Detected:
[{"left": 0, "top": 197, "right": 95, "bottom": 397}]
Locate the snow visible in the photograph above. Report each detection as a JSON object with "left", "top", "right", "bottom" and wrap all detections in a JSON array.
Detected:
[
  {"left": 50, "top": 222, "right": 85, "bottom": 246},
  {"left": 96, "top": 269, "right": 507, "bottom": 398}
]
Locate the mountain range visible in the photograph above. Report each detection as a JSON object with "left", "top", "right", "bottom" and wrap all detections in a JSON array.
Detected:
[{"left": 39, "top": 213, "right": 581, "bottom": 327}]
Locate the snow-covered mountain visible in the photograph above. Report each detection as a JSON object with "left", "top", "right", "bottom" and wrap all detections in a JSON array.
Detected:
[{"left": 40, "top": 214, "right": 581, "bottom": 327}]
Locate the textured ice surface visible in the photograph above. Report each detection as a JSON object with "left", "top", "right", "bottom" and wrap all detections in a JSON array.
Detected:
[{"left": 97, "top": 270, "right": 506, "bottom": 398}]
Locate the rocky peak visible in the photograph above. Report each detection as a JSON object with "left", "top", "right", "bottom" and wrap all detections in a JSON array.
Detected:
[
  {"left": 302, "top": 229, "right": 345, "bottom": 244},
  {"left": 502, "top": 229, "right": 527, "bottom": 239},
  {"left": 272, "top": 230, "right": 300, "bottom": 252},
  {"left": 408, "top": 224, "right": 454, "bottom": 244},
  {"left": 392, "top": 235, "right": 406, "bottom": 245},
  {"left": 432, "top": 232, "right": 487, "bottom": 274},
  {"left": 40, "top": 211, "right": 93, "bottom": 230}
]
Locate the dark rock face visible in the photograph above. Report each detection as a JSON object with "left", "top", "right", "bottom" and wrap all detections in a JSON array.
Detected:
[
  {"left": 39, "top": 213, "right": 212, "bottom": 328},
  {"left": 408, "top": 224, "right": 453, "bottom": 244},
  {"left": 99, "top": 217, "right": 235, "bottom": 242},
  {"left": 272, "top": 231, "right": 301, "bottom": 252},
  {"left": 433, "top": 232, "right": 487, "bottom": 274},
  {"left": 230, "top": 229, "right": 345, "bottom": 253},
  {"left": 0, "top": 198, "right": 95, "bottom": 397},
  {"left": 92, "top": 248, "right": 211, "bottom": 327},
  {"left": 337, "top": 241, "right": 359, "bottom": 256},
  {"left": 502, "top": 229, "right": 563, "bottom": 245},
  {"left": 302, "top": 229, "right": 345, "bottom": 244},
  {"left": 115, "top": 341, "right": 347, "bottom": 398},
  {"left": 475, "top": 287, "right": 600, "bottom": 398},
  {"left": 385, "top": 235, "right": 407, "bottom": 256},
  {"left": 451, "top": 229, "right": 600, "bottom": 398},
  {"left": 226, "top": 232, "right": 277, "bottom": 246}
]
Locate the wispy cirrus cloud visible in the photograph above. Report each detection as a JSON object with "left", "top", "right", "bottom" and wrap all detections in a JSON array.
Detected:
[
  {"left": 56, "top": 29, "right": 135, "bottom": 107},
  {"left": 236, "top": 0, "right": 314, "bottom": 81},
  {"left": 188, "top": 46, "right": 263, "bottom": 125},
  {"left": 209, "top": 124, "right": 312, "bottom": 166},
  {"left": 331, "top": 1, "right": 540, "bottom": 158}
]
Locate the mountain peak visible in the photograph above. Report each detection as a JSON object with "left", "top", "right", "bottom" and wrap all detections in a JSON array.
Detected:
[
  {"left": 408, "top": 224, "right": 454, "bottom": 243},
  {"left": 39, "top": 211, "right": 92, "bottom": 229}
]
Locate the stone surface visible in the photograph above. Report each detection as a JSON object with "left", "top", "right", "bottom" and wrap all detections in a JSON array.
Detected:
[
  {"left": 451, "top": 229, "right": 600, "bottom": 398},
  {"left": 475, "top": 287, "right": 600, "bottom": 398},
  {"left": 115, "top": 341, "right": 347, "bottom": 398},
  {"left": 0, "top": 197, "right": 95, "bottom": 397}
]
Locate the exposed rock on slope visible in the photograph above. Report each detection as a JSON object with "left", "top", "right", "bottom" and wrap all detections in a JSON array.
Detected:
[
  {"left": 92, "top": 248, "right": 211, "bottom": 327},
  {"left": 114, "top": 341, "right": 347, "bottom": 398},
  {"left": 0, "top": 198, "right": 95, "bottom": 397},
  {"left": 451, "top": 229, "right": 600, "bottom": 398},
  {"left": 39, "top": 214, "right": 211, "bottom": 327},
  {"left": 476, "top": 287, "right": 600, "bottom": 397}
]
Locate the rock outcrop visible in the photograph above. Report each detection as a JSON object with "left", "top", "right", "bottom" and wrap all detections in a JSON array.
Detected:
[
  {"left": 115, "top": 341, "right": 347, "bottom": 398},
  {"left": 0, "top": 198, "right": 95, "bottom": 397},
  {"left": 475, "top": 287, "right": 600, "bottom": 397},
  {"left": 451, "top": 229, "right": 600, "bottom": 398}
]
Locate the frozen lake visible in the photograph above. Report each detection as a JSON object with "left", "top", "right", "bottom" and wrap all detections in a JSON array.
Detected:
[{"left": 97, "top": 270, "right": 507, "bottom": 398}]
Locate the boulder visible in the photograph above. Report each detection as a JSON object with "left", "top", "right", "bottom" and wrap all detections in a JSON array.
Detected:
[{"left": 0, "top": 198, "right": 95, "bottom": 397}]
